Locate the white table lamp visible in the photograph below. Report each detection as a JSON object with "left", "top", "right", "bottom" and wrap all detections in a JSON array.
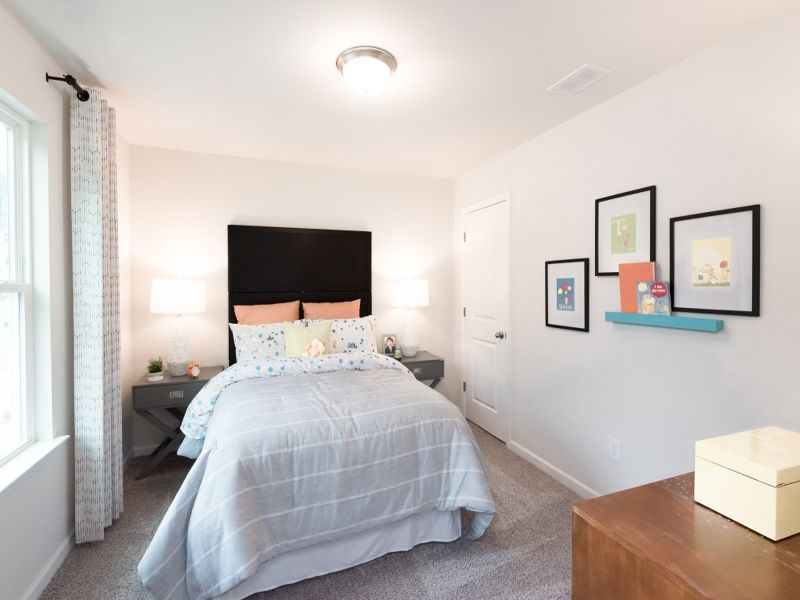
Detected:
[
  {"left": 150, "top": 278, "right": 206, "bottom": 376},
  {"left": 391, "top": 279, "right": 429, "bottom": 357}
]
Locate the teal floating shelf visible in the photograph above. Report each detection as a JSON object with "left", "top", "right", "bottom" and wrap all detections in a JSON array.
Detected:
[{"left": 605, "top": 311, "right": 724, "bottom": 333}]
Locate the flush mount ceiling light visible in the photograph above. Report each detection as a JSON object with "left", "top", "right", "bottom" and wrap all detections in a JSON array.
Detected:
[{"left": 336, "top": 46, "right": 397, "bottom": 95}]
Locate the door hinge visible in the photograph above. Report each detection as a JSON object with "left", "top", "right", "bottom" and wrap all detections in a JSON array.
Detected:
[
  {"left": 463, "top": 231, "right": 466, "bottom": 242},
  {"left": 463, "top": 381, "right": 466, "bottom": 392},
  {"left": 462, "top": 307, "right": 466, "bottom": 317}
]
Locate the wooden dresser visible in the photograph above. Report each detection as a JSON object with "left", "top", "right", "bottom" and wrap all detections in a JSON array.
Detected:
[{"left": 572, "top": 473, "right": 800, "bottom": 599}]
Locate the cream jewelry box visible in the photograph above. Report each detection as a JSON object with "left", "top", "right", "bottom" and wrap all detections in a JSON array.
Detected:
[{"left": 695, "top": 426, "right": 800, "bottom": 541}]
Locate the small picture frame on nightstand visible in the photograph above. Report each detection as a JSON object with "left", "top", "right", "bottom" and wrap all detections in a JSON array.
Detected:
[{"left": 382, "top": 334, "right": 398, "bottom": 356}]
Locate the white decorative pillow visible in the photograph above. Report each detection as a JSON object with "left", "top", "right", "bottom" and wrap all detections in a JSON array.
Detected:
[
  {"left": 306, "top": 316, "right": 378, "bottom": 354},
  {"left": 229, "top": 322, "right": 287, "bottom": 362}
]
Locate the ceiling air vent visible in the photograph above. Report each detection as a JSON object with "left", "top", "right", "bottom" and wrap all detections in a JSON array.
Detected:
[{"left": 546, "top": 64, "right": 612, "bottom": 96}]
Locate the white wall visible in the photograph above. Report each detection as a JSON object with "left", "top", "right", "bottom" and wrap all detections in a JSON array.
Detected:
[
  {"left": 454, "top": 4, "right": 800, "bottom": 497},
  {"left": 0, "top": 4, "right": 73, "bottom": 599},
  {"left": 129, "top": 147, "right": 454, "bottom": 451}
]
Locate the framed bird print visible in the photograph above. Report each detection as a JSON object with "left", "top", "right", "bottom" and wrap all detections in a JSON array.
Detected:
[
  {"left": 670, "top": 205, "right": 760, "bottom": 316},
  {"left": 545, "top": 258, "right": 590, "bottom": 332}
]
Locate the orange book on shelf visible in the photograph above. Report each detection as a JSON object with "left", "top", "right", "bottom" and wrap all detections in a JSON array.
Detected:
[{"left": 619, "top": 262, "right": 655, "bottom": 313}]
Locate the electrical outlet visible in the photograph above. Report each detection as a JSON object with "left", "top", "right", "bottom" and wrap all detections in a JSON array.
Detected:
[{"left": 608, "top": 436, "right": 621, "bottom": 463}]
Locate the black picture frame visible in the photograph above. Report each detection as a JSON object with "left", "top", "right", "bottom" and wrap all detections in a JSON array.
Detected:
[
  {"left": 594, "top": 186, "right": 656, "bottom": 276},
  {"left": 545, "top": 258, "right": 590, "bottom": 332},
  {"left": 669, "top": 205, "right": 760, "bottom": 316}
]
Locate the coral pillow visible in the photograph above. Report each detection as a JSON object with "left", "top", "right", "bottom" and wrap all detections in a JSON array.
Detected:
[
  {"left": 302, "top": 299, "right": 360, "bottom": 320},
  {"left": 235, "top": 300, "right": 300, "bottom": 325},
  {"left": 284, "top": 321, "right": 332, "bottom": 358}
]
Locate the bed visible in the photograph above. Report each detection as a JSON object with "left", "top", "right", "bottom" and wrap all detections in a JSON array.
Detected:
[{"left": 137, "top": 226, "right": 496, "bottom": 600}]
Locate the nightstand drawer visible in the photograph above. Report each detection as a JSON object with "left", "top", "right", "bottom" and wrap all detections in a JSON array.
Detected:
[
  {"left": 133, "top": 381, "right": 206, "bottom": 410},
  {"left": 406, "top": 359, "right": 444, "bottom": 381}
]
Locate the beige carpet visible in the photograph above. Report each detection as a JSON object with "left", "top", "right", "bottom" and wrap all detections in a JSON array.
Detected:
[{"left": 40, "top": 425, "right": 579, "bottom": 599}]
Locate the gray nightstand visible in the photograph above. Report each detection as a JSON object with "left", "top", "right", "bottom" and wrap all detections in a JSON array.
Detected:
[
  {"left": 399, "top": 351, "right": 444, "bottom": 388},
  {"left": 132, "top": 366, "right": 223, "bottom": 479}
]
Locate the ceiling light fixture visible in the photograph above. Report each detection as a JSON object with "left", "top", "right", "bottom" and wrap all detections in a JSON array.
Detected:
[{"left": 336, "top": 46, "right": 397, "bottom": 95}]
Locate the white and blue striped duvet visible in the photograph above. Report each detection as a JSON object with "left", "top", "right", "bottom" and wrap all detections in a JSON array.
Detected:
[{"left": 138, "top": 355, "right": 496, "bottom": 600}]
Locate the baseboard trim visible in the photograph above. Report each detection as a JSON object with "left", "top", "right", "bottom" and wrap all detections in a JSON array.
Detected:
[
  {"left": 133, "top": 443, "right": 160, "bottom": 457},
  {"left": 507, "top": 439, "right": 600, "bottom": 499},
  {"left": 21, "top": 529, "right": 74, "bottom": 600},
  {"left": 123, "top": 447, "right": 135, "bottom": 467}
]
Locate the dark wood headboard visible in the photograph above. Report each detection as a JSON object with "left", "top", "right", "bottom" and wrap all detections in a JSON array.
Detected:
[{"left": 227, "top": 225, "right": 372, "bottom": 364}]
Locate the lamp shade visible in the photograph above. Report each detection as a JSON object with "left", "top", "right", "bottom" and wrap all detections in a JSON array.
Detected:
[
  {"left": 149, "top": 278, "right": 206, "bottom": 315},
  {"left": 391, "top": 279, "right": 429, "bottom": 308}
]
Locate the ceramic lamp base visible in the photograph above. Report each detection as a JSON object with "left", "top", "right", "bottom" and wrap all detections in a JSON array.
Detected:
[
  {"left": 166, "top": 320, "right": 192, "bottom": 377},
  {"left": 400, "top": 344, "right": 418, "bottom": 357},
  {"left": 167, "top": 361, "right": 190, "bottom": 376},
  {"left": 400, "top": 310, "right": 419, "bottom": 358}
]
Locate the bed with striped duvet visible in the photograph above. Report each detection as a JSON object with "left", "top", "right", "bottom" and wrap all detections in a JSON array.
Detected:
[{"left": 137, "top": 354, "right": 496, "bottom": 600}]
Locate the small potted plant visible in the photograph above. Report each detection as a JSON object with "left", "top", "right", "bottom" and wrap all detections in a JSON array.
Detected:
[{"left": 147, "top": 357, "right": 164, "bottom": 382}]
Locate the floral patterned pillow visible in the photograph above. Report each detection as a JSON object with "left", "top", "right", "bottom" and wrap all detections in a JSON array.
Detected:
[
  {"left": 305, "top": 316, "right": 378, "bottom": 354},
  {"left": 229, "top": 322, "right": 288, "bottom": 362}
]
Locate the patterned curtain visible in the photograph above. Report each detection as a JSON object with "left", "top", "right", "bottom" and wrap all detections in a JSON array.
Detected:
[{"left": 72, "top": 89, "right": 123, "bottom": 543}]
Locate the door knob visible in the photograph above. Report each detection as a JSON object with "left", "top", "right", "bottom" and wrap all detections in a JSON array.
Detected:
[{"left": 494, "top": 331, "right": 506, "bottom": 339}]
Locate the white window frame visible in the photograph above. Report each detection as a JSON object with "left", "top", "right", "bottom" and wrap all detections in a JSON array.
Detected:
[{"left": 0, "top": 101, "right": 33, "bottom": 466}]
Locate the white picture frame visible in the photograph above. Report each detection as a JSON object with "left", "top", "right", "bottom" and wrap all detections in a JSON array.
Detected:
[{"left": 381, "top": 333, "right": 398, "bottom": 355}]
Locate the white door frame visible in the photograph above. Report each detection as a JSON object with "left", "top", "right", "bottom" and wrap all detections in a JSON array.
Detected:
[{"left": 460, "top": 191, "right": 511, "bottom": 440}]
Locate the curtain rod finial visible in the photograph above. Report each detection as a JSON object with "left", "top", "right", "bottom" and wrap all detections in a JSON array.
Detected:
[{"left": 45, "top": 72, "right": 90, "bottom": 102}]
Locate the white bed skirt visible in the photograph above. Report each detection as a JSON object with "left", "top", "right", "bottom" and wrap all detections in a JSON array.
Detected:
[{"left": 213, "top": 509, "right": 463, "bottom": 600}]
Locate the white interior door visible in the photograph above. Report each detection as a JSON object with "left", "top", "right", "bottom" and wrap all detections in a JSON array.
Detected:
[{"left": 462, "top": 194, "right": 510, "bottom": 441}]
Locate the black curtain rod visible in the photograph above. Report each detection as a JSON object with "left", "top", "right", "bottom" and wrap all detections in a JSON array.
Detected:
[{"left": 45, "top": 73, "right": 90, "bottom": 102}]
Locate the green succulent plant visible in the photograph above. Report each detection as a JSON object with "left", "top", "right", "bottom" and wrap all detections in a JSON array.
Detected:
[{"left": 147, "top": 357, "right": 164, "bottom": 373}]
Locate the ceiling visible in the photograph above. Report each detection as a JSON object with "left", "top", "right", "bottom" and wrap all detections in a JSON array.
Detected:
[{"left": 2, "top": 0, "right": 789, "bottom": 177}]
